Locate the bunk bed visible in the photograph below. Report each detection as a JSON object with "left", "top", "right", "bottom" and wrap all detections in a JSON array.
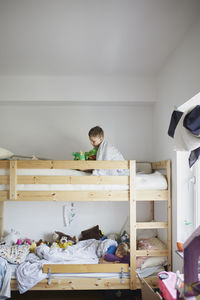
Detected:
[{"left": 0, "top": 159, "right": 171, "bottom": 292}]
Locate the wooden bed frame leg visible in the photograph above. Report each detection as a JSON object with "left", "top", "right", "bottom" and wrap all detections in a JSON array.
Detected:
[{"left": 129, "top": 160, "right": 137, "bottom": 290}]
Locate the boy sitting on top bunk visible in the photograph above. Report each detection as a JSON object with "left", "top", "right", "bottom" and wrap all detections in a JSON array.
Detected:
[{"left": 88, "top": 126, "right": 128, "bottom": 176}]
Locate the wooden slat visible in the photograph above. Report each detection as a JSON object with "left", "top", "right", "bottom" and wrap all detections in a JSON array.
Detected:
[
  {"left": 129, "top": 160, "right": 137, "bottom": 290},
  {"left": 9, "top": 161, "right": 17, "bottom": 200},
  {"left": 10, "top": 277, "right": 130, "bottom": 291},
  {"left": 10, "top": 276, "right": 159, "bottom": 291},
  {"left": 136, "top": 222, "right": 168, "bottom": 229},
  {"left": 136, "top": 190, "right": 168, "bottom": 201},
  {"left": 0, "top": 191, "right": 9, "bottom": 201},
  {"left": 0, "top": 175, "right": 9, "bottom": 184},
  {"left": 0, "top": 161, "right": 9, "bottom": 169},
  {"left": 17, "top": 160, "right": 129, "bottom": 170},
  {"left": 16, "top": 191, "right": 129, "bottom": 201},
  {"left": 152, "top": 160, "right": 168, "bottom": 170},
  {"left": 17, "top": 175, "right": 129, "bottom": 185},
  {"left": 136, "top": 249, "right": 168, "bottom": 257},
  {"left": 43, "top": 263, "right": 129, "bottom": 274}
]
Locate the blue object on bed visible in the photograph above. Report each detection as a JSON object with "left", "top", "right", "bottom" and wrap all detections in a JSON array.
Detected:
[{"left": 107, "top": 245, "right": 117, "bottom": 254}]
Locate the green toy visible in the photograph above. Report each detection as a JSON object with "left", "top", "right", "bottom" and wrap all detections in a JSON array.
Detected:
[
  {"left": 85, "top": 148, "right": 97, "bottom": 160},
  {"left": 72, "top": 151, "right": 86, "bottom": 160}
]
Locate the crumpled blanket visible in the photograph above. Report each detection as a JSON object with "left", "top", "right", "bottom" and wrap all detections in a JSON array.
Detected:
[
  {"left": 16, "top": 239, "right": 117, "bottom": 294},
  {"left": 92, "top": 140, "right": 129, "bottom": 176},
  {"left": 0, "top": 257, "right": 12, "bottom": 300}
]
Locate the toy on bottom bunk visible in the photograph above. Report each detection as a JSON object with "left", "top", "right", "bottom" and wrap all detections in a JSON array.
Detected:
[
  {"left": 79, "top": 225, "right": 104, "bottom": 241},
  {"left": 58, "top": 236, "right": 73, "bottom": 249},
  {"left": 17, "top": 238, "right": 37, "bottom": 253},
  {"left": 0, "top": 229, "right": 21, "bottom": 246},
  {"left": 100, "top": 242, "right": 130, "bottom": 264},
  {"left": 52, "top": 231, "right": 76, "bottom": 248},
  {"left": 117, "top": 230, "right": 130, "bottom": 244}
]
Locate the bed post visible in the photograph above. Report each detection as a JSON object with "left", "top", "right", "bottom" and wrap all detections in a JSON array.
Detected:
[
  {"left": 9, "top": 161, "right": 17, "bottom": 201},
  {"left": 129, "top": 160, "right": 136, "bottom": 290}
]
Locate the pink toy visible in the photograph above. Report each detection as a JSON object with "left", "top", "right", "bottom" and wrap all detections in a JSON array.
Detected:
[
  {"left": 23, "top": 238, "right": 32, "bottom": 245},
  {"left": 158, "top": 271, "right": 177, "bottom": 300},
  {"left": 17, "top": 239, "right": 23, "bottom": 245}
]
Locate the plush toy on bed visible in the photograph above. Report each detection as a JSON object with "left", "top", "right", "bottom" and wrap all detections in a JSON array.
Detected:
[
  {"left": 0, "top": 229, "right": 21, "bottom": 246},
  {"left": 79, "top": 225, "right": 104, "bottom": 241},
  {"left": 72, "top": 151, "right": 85, "bottom": 161},
  {"left": 85, "top": 148, "right": 97, "bottom": 160},
  {"left": 52, "top": 231, "right": 76, "bottom": 244},
  {"left": 58, "top": 236, "right": 73, "bottom": 249}
]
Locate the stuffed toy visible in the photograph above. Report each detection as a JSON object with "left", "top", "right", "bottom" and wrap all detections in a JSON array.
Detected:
[
  {"left": 30, "top": 241, "right": 37, "bottom": 253},
  {"left": 59, "top": 236, "right": 73, "bottom": 249},
  {"left": 85, "top": 148, "right": 97, "bottom": 160},
  {"left": 0, "top": 229, "right": 20, "bottom": 246},
  {"left": 72, "top": 151, "right": 85, "bottom": 161},
  {"left": 52, "top": 231, "right": 76, "bottom": 244},
  {"left": 79, "top": 225, "right": 103, "bottom": 241},
  {"left": 36, "top": 239, "right": 48, "bottom": 246}
]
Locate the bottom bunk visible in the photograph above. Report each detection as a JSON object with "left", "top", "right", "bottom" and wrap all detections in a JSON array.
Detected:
[{"left": 4, "top": 236, "right": 167, "bottom": 294}]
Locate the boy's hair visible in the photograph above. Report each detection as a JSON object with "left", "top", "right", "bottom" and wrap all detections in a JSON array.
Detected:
[
  {"left": 117, "top": 242, "right": 129, "bottom": 256},
  {"left": 88, "top": 126, "right": 104, "bottom": 138}
]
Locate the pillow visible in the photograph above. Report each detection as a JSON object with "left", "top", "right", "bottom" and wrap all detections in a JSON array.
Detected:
[
  {"left": 0, "top": 244, "right": 30, "bottom": 264},
  {"left": 79, "top": 225, "right": 103, "bottom": 241},
  {"left": 137, "top": 237, "right": 167, "bottom": 269},
  {"left": 141, "top": 256, "right": 167, "bottom": 269},
  {"left": 0, "top": 147, "right": 13, "bottom": 159}
]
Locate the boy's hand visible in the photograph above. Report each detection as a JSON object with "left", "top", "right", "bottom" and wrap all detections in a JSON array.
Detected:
[{"left": 88, "top": 155, "right": 96, "bottom": 160}]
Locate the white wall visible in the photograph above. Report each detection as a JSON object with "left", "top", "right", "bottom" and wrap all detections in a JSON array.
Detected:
[
  {"left": 153, "top": 18, "right": 200, "bottom": 271},
  {"left": 0, "top": 102, "right": 154, "bottom": 240},
  {"left": 0, "top": 76, "right": 156, "bottom": 103}
]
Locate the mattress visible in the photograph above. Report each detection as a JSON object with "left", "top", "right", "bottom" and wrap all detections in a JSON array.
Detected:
[{"left": 0, "top": 169, "right": 167, "bottom": 191}]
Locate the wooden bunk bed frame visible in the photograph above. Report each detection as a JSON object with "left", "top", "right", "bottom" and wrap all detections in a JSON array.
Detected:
[{"left": 0, "top": 159, "right": 171, "bottom": 291}]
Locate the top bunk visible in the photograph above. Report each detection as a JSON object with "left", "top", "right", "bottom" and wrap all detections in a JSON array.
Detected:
[{"left": 0, "top": 160, "right": 170, "bottom": 202}]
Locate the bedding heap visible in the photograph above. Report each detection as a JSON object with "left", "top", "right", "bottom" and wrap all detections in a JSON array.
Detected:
[{"left": 0, "top": 229, "right": 167, "bottom": 295}]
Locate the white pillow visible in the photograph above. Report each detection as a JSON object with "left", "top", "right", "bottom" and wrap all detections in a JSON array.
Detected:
[
  {"left": 141, "top": 256, "right": 167, "bottom": 269},
  {"left": 0, "top": 147, "right": 13, "bottom": 159}
]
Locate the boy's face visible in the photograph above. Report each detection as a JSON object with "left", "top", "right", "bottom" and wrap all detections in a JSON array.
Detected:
[
  {"left": 89, "top": 135, "right": 103, "bottom": 148},
  {"left": 115, "top": 248, "right": 123, "bottom": 258}
]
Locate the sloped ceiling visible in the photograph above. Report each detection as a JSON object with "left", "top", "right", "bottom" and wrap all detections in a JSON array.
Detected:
[{"left": 0, "top": 0, "right": 200, "bottom": 77}]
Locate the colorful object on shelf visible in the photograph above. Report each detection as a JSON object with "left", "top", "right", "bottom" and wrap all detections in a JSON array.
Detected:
[
  {"left": 72, "top": 151, "right": 85, "bottom": 160},
  {"left": 85, "top": 148, "right": 97, "bottom": 160},
  {"left": 176, "top": 242, "right": 183, "bottom": 252}
]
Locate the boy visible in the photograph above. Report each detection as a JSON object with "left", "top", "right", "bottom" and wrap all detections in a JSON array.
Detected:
[
  {"left": 100, "top": 242, "right": 130, "bottom": 264},
  {"left": 88, "top": 126, "right": 127, "bottom": 175}
]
